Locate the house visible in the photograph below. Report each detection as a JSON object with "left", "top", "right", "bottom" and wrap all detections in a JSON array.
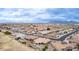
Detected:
[
  {"left": 25, "top": 35, "right": 38, "bottom": 41},
  {"left": 12, "top": 33, "right": 26, "bottom": 40},
  {"left": 51, "top": 41, "right": 67, "bottom": 50},
  {"left": 34, "top": 38, "right": 51, "bottom": 44},
  {"left": 39, "top": 30, "right": 52, "bottom": 35}
]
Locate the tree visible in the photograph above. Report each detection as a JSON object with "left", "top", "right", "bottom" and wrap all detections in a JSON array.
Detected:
[
  {"left": 47, "top": 27, "right": 50, "bottom": 30},
  {"left": 42, "top": 45, "right": 48, "bottom": 51}
]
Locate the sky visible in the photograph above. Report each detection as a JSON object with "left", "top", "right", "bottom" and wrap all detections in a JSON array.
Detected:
[{"left": 0, "top": 8, "right": 79, "bottom": 23}]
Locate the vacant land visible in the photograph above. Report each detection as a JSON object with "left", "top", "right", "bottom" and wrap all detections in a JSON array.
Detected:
[{"left": 0, "top": 32, "right": 34, "bottom": 51}]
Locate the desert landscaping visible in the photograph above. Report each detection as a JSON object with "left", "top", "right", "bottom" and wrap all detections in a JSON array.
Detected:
[{"left": 0, "top": 24, "right": 79, "bottom": 51}]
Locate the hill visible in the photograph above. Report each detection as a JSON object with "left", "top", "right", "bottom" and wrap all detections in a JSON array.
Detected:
[{"left": 0, "top": 32, "right": 34, "bottom": 51}]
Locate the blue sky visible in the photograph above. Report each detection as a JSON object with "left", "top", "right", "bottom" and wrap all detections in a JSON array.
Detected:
[{"left": 0, "top": 8, "right": 79, "bottom": 23}]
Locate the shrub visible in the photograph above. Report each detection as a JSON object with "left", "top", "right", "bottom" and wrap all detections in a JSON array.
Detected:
[
  {"left": 21, "top": 42, "right": 26, "bottom": 44},
  {"left": 0, "top": 30, "right": 1, "bottom": 32},
  {"left": 76, "top": 44, "right": 79, "bottom": 50},
  {"left": 4, "top": 31, "right": 11, "bottom": 35},
  {"left": 15, "top": 37, "right": 21, "bottom": 40},
  {"left": 66, "top": 49, "right": 72, "bottom": 51},
  {"left": 47, "top": 27, "right": 50, "bottom": 30},
  {"left": 42, "top": 45, "right": 48, "bottom": 51}
]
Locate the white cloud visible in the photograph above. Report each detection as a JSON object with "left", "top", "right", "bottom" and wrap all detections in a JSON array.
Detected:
[
  {"left": 0, "top": 8, "right": 52, "bottom": 23},
  {"left": 0, "top": 8, "right": 78, "bottom": 23}
]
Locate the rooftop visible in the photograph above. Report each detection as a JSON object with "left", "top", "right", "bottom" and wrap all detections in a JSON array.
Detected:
[{"left": 34, "top": 38, "right": 51, "bottom": 44}]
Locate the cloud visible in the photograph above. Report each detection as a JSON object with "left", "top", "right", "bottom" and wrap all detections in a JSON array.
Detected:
[
  {"left": 0, "top": 8, "right": 51, "bottom": 23},
  {"left": 0, "top": 8, "right": 79, "bottom": 23}
]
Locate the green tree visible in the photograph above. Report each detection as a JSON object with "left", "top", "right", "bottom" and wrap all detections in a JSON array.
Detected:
[
  {"left": 42, "top": 45, "right": 48, "bottom": 51},
  {"left": 47, "top": 27, "right": 50, "bottom": 30}
]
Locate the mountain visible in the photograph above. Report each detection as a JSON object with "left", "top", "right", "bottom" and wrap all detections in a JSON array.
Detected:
[
  {"left": 49, "top": 20, "right": 79, "bottom": 24},
  {"left": 0, "top": 19, "right": 79, "bottom": 24}
]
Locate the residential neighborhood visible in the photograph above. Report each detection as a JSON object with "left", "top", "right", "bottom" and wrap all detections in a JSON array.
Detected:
[{"left": 0, "top": 24, "right": 79, "bottom": 51}]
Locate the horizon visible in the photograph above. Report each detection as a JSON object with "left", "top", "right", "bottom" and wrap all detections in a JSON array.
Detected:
[{"left": 0, "top": 8, "right": 79, "bottom": 23}]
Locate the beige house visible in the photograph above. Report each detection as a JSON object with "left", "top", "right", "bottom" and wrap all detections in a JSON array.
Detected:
[
  {"left": 34, "top": 38, "right": 51, "bottom": 44},
  {"left": 51, "top": 41, "right": 67, "bottom": 50}
]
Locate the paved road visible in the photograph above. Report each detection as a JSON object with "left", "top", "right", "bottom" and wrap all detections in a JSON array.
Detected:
[
  {"left": 3, "top": 28, "right": 79, "bottom": 41},
  {"left": 58, "top": 29, "right": 79, "bottom": 41}
]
